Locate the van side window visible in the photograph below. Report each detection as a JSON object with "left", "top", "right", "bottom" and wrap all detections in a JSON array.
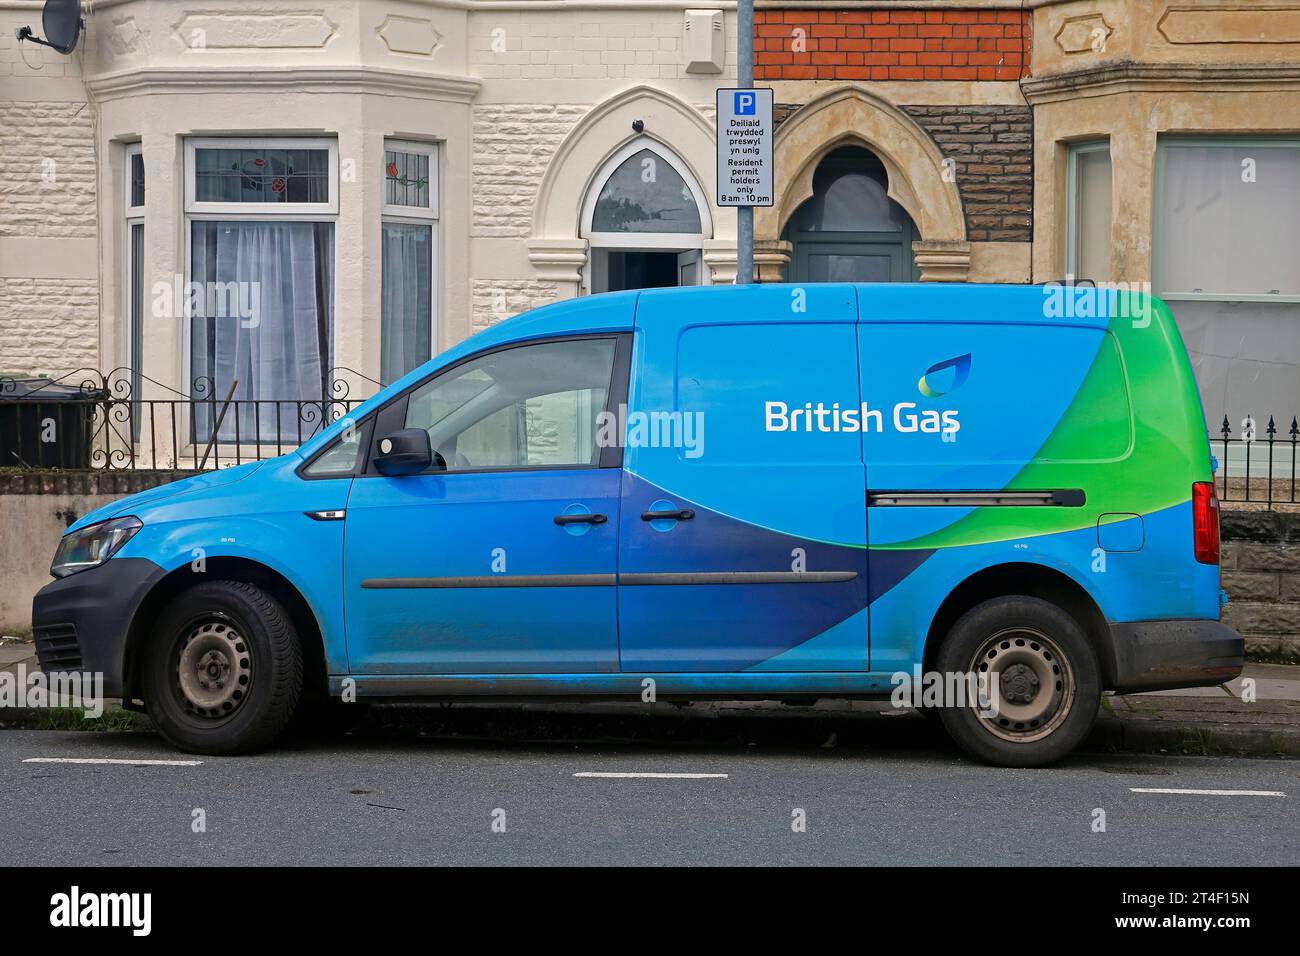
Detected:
[
  {"left": 404, "top": 338, "right": 616, "bottom": 470},
  {"left": 303, "top": 424, "right": 369, "bottom": 477}
]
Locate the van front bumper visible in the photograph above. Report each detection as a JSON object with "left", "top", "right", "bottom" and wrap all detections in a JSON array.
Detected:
[
  {"left": 30, "top": 557, "right": 166, "bottom": 699},
  {"left": 1109, "top": 619, "right": 1244, "bottom": 693}
]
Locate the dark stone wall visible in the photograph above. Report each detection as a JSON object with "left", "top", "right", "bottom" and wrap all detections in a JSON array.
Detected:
[
  {"left": 901, "top": 105, "right": 1033, "bottom": 242},
  {"left": 773, "top": 102, "right": 1033, "bottom": 242}
]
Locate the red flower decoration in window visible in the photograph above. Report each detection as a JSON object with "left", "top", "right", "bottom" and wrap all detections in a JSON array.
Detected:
[
  {"left": 386, "top": 162, "right": 399, "bottom": 179},
  {"left": 271, "top": 177, "right": 286, "bottom": 193}
]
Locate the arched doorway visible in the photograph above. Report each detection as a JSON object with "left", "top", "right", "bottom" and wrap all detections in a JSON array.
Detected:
[
  {"left": 782, "top": 145, "right": 919, "bottom": 282},
  {"left": 581, "top": 137, "right": 712, "bottom": 293}
]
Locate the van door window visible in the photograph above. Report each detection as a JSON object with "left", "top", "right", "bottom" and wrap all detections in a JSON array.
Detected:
[
  {"left": 302, "top": 418, "right": 371, "bottom": 477},
  {"left": 402, "top": 338, "right": 616, "bottom": 470}
]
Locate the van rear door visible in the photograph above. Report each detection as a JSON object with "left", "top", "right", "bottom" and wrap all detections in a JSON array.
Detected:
[
  {"left": 616, "top": 285, "right": 870, "bottom": 672},
  {"left": 855, "top": 284, "right": 1131, "bottom": 673}
]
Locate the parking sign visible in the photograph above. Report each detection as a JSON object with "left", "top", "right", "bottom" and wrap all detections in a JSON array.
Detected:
[{"left": 716, "top": 87, "right": 773, "bottom": 207}]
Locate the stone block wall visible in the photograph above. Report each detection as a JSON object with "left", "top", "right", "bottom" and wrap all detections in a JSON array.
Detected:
[{"left": 1222, "top": 511, "right": 1300, "bottom": 663}]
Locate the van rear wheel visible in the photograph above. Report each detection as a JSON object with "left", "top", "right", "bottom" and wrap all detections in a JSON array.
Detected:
[
  {"left": 935, "top": 596, "right": 1100, "bottom": 767},
  {"left": 143, "top": 580, "right": 303, "bottom": 755}
]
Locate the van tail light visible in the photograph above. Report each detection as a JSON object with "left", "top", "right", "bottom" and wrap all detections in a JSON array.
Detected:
[{"left": 1192, "top": 481, "right": 1220, "bottom": 565}]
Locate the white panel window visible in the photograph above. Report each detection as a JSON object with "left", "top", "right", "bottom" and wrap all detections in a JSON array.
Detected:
[
  {"left": 1157, "top": 140, "right": 1300, "bottom": 298},
  {"left": 1065, "top": 141, "right": 1112, "bottom": 283},
  {"left": 381, "top": 141, "right": 438, "bottom": 384},
  {"left": 184, "top": 138, "right": 337, "bottom": 443},
  {"left": 1155, "top": 138, "right": 1300, "bottom": 434}
]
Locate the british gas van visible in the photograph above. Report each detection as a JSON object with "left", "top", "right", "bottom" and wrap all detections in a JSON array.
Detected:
[{"left": 32, "top": 284, "right": 1243, "bottom": 766}]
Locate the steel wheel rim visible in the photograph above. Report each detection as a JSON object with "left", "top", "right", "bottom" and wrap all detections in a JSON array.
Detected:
[
  {"left": 967, "top": 626, "right": 1074, "bottom": 744},
  {"left": 176, "top": 619, "right": 252, "bottom": 718}
]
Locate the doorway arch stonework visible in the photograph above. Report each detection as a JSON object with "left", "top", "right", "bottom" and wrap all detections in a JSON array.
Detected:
[
  {"left": 528, "top": 85, "right": 731, "bottom": 292},
  {"left": 758, "top": 86, "right": 970, "bottom": 282}
]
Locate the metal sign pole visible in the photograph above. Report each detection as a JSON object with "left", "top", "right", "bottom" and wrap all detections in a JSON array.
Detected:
[{"left": 736, "top": 0, "right": 754, "bottom": 285}]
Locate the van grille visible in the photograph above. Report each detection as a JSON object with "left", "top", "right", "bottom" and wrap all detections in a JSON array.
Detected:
[{"left": 34, "top": 624, "right": 83, "bottom": 671}]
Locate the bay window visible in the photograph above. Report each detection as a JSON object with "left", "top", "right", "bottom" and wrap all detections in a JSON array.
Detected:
[
  {"left": 1155, "top": 137, "right": 1300, "bottom": 428},
  {"left": 184, "top": 137, "right": 337, "bottom": 442},
  {"left": 381, "top": 140, "right": 438, "bottom": 384}
]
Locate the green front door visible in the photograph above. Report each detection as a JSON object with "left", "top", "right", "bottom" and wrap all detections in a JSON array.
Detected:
[
  {"left": 790, "top": 235, "right": 917, "bottom": 283},
  {"left": 782, "top": 145, "right": 922, "bottom": 283}
]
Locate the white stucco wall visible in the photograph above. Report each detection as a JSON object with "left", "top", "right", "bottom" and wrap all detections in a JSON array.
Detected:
[
  {"left": 0, "top": 9, "right": 99, "bottom": 377},
  {"left": 0, "top": 0, "right": 738, "bottom": 405}
]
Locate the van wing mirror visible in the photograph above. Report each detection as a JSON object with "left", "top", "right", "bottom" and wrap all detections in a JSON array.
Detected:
[{"left": 373, "top": 428, "right": 439, "bottom": 476}]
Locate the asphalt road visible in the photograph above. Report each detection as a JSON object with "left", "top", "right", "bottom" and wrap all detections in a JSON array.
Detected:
[{"left": 0, "top": 709, "right": 1296, "bottom": 866}]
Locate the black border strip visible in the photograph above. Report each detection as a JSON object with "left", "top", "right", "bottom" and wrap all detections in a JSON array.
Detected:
[
  {"left": 363, "top": 574, "right": 616, "bottom": 589},
  {"left": 620, "top": 571, "right": 857, "bottom": 585},
  {"left": 361, "top": 570, "right": 858, "bottom": 589},
  {"left": 867, "top": 489, "right": 1086, "bottom": 507}
]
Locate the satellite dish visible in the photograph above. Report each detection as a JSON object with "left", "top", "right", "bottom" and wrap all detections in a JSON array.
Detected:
[{"left": 14, "top": 0, "right": 83, "bottom": 56}]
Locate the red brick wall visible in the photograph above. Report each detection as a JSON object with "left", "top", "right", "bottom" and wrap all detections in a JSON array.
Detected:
[{"left": 755, "top": 8, "right": 1031, "bottom": 81}]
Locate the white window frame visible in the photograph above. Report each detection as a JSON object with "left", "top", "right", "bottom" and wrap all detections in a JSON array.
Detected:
[
  {"left": 582, "top": 137, "right": 712, "bottom": 293},
  {"left": 182, "top": 135, "right": 339, "bottom": 428},
  {"left": 382, "top": 139, "right": 439, "bottom": 220},
  {"left": 1063, "top": 139, "right": 1110, "bottom": 281},
  {"left": 1154, "top": 136, "right": 1300, "bottom": 304},
  {"left": 123, "top": 144, "right": 145, "bottom": 371},
  {"left": 184, "top": 136, "right": 339, "bottom": 217},
  {"left": 381, "top": 139, "right": 440, "bottom": 379},
  {"left": 124, "top": 142, "right": 145, "bottom": 218},
  {"left": 582, "top": 136, "right": 712, "bottom": 251}
]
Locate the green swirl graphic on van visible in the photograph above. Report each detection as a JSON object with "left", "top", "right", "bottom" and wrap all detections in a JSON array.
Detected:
[{"left": 917, "top": 353, "right": 971, "bottom": 398}]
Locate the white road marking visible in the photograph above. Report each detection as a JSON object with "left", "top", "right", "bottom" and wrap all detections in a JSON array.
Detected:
[
  {"left": 573, "top": 771, "right": 728, "bottom": 779},
  {"left": 23, "top": 757, "right": 203, "bottom": 767},
  {"left": 1130, "top": 787, "right": 1285, "bottom": 797}
]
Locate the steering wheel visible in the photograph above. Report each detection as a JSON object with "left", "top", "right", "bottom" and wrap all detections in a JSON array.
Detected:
[{"left": 437, "top": 446, "right": 472, "bottom": 469}]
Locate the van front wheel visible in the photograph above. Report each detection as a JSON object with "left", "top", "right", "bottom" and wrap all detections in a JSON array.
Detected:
[
  {"left": 143, "top": 581, "right": 303, "bottom": 755},
  {"left": 935, "top": 596, "right": 1100, "bottom": 767}
]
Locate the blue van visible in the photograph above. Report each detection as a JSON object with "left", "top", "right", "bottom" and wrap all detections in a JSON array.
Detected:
[{"left": 33, "top": 284, "right": 1243, "bottom": 765}]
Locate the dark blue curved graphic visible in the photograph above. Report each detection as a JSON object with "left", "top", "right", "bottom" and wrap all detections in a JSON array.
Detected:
[{"left": 618, "top": 473, "right": 932, "bottom": 670}]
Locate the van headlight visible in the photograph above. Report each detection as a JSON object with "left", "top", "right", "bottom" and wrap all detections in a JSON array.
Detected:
[{"left": 51, "top": 516, "right": 143, "bottom": 578}]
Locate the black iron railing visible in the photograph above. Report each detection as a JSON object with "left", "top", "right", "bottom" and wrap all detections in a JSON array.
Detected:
[
  {"left": 0, "top": 367, "right": 385, "bottom": 471},
  {"left": 1217, "top": 415, "right": 1300, "bottom": 509}
]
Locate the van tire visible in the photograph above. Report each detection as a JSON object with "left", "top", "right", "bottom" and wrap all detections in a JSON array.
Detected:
[
  {"left": 934, "top": 596, "right": 1100, "bottom": 767},
  {"left": 143, "top": 580, "right": 303, "bottom": 755}
]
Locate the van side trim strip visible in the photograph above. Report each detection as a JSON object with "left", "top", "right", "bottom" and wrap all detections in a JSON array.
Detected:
[
  {"left": 619, "top": 571, "right": 857, "bottom": 585},
  {"left": 362, "top": 574, "right": 616, "bottom": 589},
  {"left": 867, "top": 489, "right": 1086, "bottom": 508},
  {"left": 361, "top": 571, "right": 858, "bottom": 589}
]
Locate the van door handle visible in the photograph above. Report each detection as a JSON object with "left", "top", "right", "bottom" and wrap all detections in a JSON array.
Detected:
[
  {"left": 641, "top": 509, "right": 695, "bottom": 521},
  {"left": 554, "top": 513, "right": 607, "bottom": 526}
]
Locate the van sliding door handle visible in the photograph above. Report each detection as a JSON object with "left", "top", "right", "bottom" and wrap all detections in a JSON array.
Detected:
[
  {"left": 553, "top": 513, "right": 607, "bottom": 526},
  {"left": 641, "top": 509, "right": 695, "bottom": 521}
]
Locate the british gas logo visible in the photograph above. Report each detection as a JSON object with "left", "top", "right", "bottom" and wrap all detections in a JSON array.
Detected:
[
  {"left": 918, "top": 353, "right": 971, "bottom": 398},
  {"left": 765, "top": 353, "right": 966, "bottom": 438}
]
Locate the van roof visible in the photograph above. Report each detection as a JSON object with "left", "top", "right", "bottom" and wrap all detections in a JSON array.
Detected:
[
  {"left": 634, "top": 282, "right": 1132, "bottom": 330},
  {"left": 468, "top": 282, "right": 1149, "bottom": 351},
  {"left": 295, "top": 282, "right": 1161, "bottom": 460}
]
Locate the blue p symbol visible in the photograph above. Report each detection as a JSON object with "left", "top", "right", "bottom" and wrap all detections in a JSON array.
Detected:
[{"left": 735, "top": 92, "right": 755, "bottom": 115}]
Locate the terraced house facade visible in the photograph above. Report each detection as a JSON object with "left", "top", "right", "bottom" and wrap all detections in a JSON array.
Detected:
[{"left": 1, "top": 0, "right": 1297, "bottom": 454}]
